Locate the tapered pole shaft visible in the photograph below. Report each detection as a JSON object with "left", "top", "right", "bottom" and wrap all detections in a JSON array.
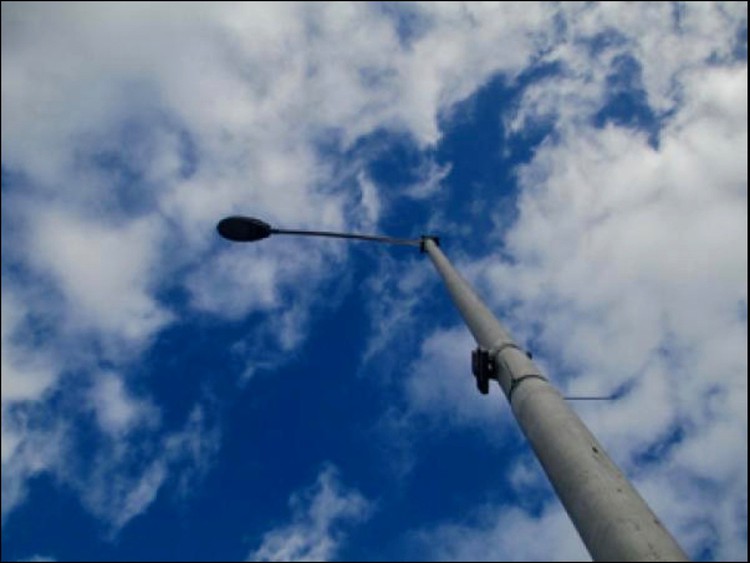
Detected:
[{"left": 422, "top": 238, "right": 688, "bottom": 561}]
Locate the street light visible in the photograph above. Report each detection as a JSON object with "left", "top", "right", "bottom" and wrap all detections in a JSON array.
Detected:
[
  {"left": 217, "top": 215, "right": 689, "bottom": 562},
  {"left": 217, "top": 215, "right": 423, "bottom": 247}
]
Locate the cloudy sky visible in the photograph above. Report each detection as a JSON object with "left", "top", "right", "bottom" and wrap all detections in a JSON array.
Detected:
[{"left": 1, "top": 3, "right": 747, "bottom": 561}]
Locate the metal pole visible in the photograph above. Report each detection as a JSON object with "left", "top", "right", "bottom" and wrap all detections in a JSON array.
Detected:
[
  {"left": 421, "top": 237, "right": 688, "bottom": 562},
  {"left": 271, "top": 228, "right": 421, "bottom": 248}
]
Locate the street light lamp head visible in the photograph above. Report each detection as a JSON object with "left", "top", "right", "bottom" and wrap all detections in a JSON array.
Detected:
[{"left": 217, "top": 216, "right": 273, "bottom": 242}]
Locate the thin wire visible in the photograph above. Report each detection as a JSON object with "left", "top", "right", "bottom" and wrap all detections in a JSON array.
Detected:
[{"left": 272, "top": 229, "right": 422, "bottom": 247}]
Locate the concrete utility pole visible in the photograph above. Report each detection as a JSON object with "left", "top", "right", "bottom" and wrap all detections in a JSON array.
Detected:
[
  {"left": 217, "top": 216, "right": 689, "bottom": 562},
  {"left": 421, "top": 237, "right": 688, "bottom": 562}
]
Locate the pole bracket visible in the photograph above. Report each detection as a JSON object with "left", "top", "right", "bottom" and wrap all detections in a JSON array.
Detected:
[
  {"left": 492, "top": 341, "right": 533, "bottom": 360},
  {"left": 471, "top": 347, "right": 498, "bottom": 394},
  {"left": 474, "top": 343, "right": 538, "bottom": 396}
]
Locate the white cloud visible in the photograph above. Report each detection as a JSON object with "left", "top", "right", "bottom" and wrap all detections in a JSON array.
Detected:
[
  {"left": 508, "top": 3, "right": 746, "bottom": 134},
  {"left": 88, "top": 371, "right": 160, "bottom": 437},
  {"left": 101, "top": 459, "right": 169, "bottom": 533},
  {"left": 2, "top": 286, "right": 66, "bottom": 519},
  {"left": 25, "top": 208, "right": 173, "bottom": 348},
  {"left": 66, "top": 404, "right": 221, "bottom": 533},
  {"left": 362, "top": 254, "right": 436, "bottom": 368},
  {"left": 355, "top": 172, "right": 382, "bottom": 230},
  {"left": 247, "top": 464, "right": 372, "bottom": 562},
  {"left": 405, "top": 161, "right": 451, "bottom": 200},
  {"left": 1, "top": 288, "right": 57, "bottom": 406},
  {"left": 414, "top": 502, "right": 588, "bottom": 562},
  {"left": 1, "top": 413, "right": 65, "bottom": 521},
  {"left": 1, "top": 1, "right": 745, "bottom": 557}
]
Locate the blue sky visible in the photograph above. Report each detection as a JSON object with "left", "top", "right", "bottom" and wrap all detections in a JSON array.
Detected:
[{"left": 1, "top": 3, "right": 747, "bottom": 561}]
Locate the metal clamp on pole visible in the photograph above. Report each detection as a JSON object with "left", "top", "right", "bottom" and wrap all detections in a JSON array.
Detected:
[{"left": 471, "top": 347, "right": 497, "bottom": 394}]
